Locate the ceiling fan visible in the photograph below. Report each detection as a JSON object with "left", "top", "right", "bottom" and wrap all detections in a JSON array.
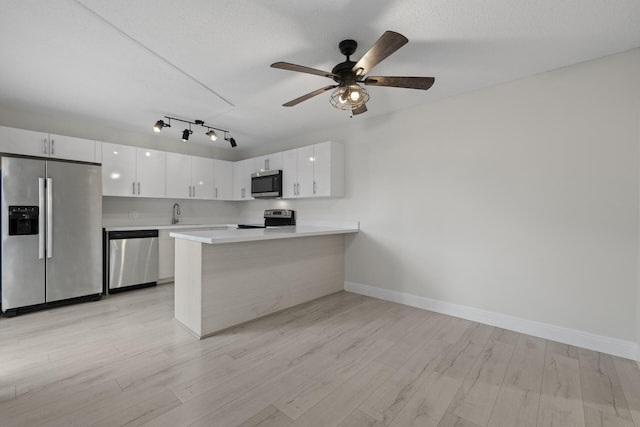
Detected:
[{"left": 271, "top": 30, "right": 435, "bottom": 116}]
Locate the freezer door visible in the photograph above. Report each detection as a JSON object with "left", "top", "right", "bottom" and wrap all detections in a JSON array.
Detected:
[
  {"left": 45, "top": 161, "right": 102, "bottom": 302},
  {"left": 1, "top": 157, "right": 46, "bottom": 310}
]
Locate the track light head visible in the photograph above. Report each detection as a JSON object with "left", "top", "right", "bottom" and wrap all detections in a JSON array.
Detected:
[
  {"left": 206, "top": 129, "right": 218, "bottom": 141},
  {"left": 181, "top": 129, "right": 192, "bottom": 142},
  {"left": 229, "top": 137, "right": 237, "bottom": 148},
  {"left": 153, "top": 120, "right": 166, "bottom": 132}
]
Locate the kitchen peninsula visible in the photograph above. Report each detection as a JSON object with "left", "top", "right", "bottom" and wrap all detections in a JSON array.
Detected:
[{"left": 170, "top": 222, "right": 359, "bottom": 338}]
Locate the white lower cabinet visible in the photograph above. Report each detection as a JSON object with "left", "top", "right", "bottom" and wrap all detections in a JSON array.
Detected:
[{"left": 158, "top": 230, "right": 175, "bottom": 281}]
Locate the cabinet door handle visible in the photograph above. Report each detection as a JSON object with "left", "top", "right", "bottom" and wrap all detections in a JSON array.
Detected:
[
  {"left": 132, "top": 182, "right": 136, "bottom": 195},
  {"left": 215, "top": 187, "right": 218, "bottom": 198},
  {"left": 51, "top": 139, "right": 55, "bottom": 155},
  {"left": 137, "top": 182, "right": 141, "bottom": 195},
  {"left": 313, "top": 181, "right": 316, "bottom": 194},
  {"left": 241, "top": 188, "right": 245, "bottom": 198},
  {"left": 43, "top": 139, "right": 48, "bottom": 155},
  {"left": 266, "top": 159, "right": 269, "bottom": 170}
]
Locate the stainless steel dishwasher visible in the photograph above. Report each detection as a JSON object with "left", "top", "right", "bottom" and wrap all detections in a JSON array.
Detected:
[{"left": 107, "top": 230, "right": 158, "bottom": 294}]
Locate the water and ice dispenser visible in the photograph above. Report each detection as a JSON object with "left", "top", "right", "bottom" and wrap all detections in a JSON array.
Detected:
[{"left": 8, "top": 206, "right": 39, "bottom": 235}]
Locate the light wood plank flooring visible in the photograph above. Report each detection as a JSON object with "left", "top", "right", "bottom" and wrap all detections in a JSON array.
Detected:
[{"left": 0, "top": 284, "right": 639, "bottom": 426}]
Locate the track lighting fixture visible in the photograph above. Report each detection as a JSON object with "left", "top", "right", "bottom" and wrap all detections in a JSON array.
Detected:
[{"left": 152, "top": 116, "right": 237, "bottom": 147}]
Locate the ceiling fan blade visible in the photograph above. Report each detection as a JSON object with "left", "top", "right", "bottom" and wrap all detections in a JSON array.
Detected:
[
  {"left": 352, "top": 31, "right": 408, "bottom": 76},
  {"left": 282, "top": 85, "right": 337, "bottom": 107},
  {"left": 352, "top": 103, "right": 367, "bottom": 115},
  {"left": 364, "top": 76, "right": 435, "bottom": 90},
  {"left": 271, "top": 62, "right": 336, "bottom": 79}
]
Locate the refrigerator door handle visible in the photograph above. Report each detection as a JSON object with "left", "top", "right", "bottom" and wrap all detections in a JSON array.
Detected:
[
  {"left": 38, "top": 177, "right": 46, "bottom": 259},
  {"left": 46, "top": 177, "right": 53, "bottom": 259}
]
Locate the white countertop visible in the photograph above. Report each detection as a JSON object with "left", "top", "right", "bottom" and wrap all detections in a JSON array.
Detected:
[
  {"left": 103, "top": 223, "right": 234, "bottom": 232},
  {"left": 169, "top": 223, "right": 359, "bottom": 244}
]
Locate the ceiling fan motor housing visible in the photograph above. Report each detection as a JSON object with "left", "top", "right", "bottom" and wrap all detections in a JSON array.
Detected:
[{"left": 332, "top": 39, "right": 360, "bottom": 85}]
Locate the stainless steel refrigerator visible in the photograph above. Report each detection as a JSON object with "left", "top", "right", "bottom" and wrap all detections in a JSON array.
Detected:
[{"left": 1, "top": 156, "right": 102, "bottom": 316}]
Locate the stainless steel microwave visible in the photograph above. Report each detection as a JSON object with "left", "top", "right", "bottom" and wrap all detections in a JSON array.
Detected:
[{"left": 251, "top": 169, "right": 283, "bottom": 198}]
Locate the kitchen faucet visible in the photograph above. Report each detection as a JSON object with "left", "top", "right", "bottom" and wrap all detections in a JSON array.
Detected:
[{"left": 172, "top": 202, "right": 181, "bottom": 224}]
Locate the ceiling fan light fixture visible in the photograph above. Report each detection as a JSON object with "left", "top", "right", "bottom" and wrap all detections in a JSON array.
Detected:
[{"left": 329, "top": 84, "right": 369, "bottom": 111}]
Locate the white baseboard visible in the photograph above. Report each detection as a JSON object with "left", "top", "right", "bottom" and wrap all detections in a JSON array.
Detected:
[{"left": 344, "top": 281, "right": 639, "bottom": 361}]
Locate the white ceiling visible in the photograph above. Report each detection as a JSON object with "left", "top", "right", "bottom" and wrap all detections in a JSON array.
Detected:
[{"left": 1, "top": 0, "right": 639, "bottom": 152}]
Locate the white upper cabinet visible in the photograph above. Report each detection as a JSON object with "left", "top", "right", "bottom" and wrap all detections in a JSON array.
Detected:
[
  {"left": 214, "top": 159, "right": 233, "bottom": 200},
  {"left": 296, "top": 145, "right": 316, "bottom": 198},
  {"left": 102, "top": 142, "right": 165, "bottom": 198},
  {"left": 253, "top": 152, "right": 283, "bottom": 173},
  {"left": 281, "top": 141, "right": 344, "bottom": 199},
  {"left": 232, "top": 158, "right": 254, "bottom": 201},
  {"left": 135, "top": 148, "right": 166, "bottom": 198},
  {"left": 0, "top": 126, "right": 99, "bottom": 163},
  {"left": 166, "top": 154, "right": 215, "bottom": 200},
  {"left": 0, "top": 126, "right": 50, "bottom": 157},
  {"left": 165, "top": 152, "right": 192, "bottom": 199},
  {"left": 191, "top": 156, "right": 215, "bottom": 200},
  {"left": 311, "top": 141, "right": 343, "bottom": 197},
  {"left": 282, "top": 149, "right": 298, "bottom": 199},
  {"left": 102, "top": 142, "right": 137, "bottom": 197},
  {"left": 48, "top": 134, "right": 98, "bottom": 163}
]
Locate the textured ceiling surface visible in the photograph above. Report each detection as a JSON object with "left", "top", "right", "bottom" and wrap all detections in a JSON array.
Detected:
[{"left": 1, "top": 0, "right": 639, "bottom": 151}]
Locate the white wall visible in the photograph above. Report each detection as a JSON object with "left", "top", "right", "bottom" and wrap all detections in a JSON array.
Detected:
[{"left": 241, "top": 48, "right": 640, "bottom": 347}]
